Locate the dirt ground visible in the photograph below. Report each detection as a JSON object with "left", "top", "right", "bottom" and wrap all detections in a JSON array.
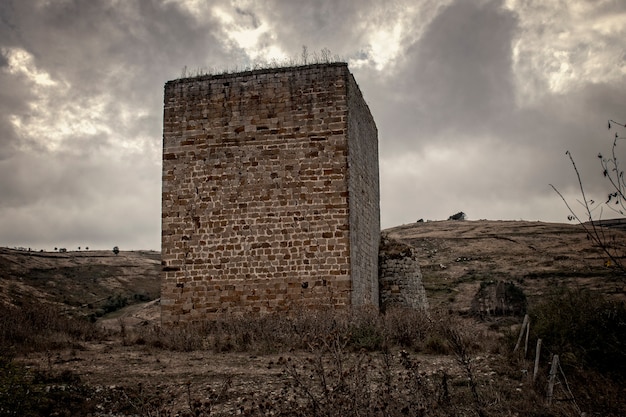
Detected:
[
  {"left": 21, "top": 333, "right": 494, "bottom": 415},
  {"left": 22, "top": 341, "right": 289, "bottom": 413},
  {"left": 46, "top": 298, "right": 473, "bottom": 414}
]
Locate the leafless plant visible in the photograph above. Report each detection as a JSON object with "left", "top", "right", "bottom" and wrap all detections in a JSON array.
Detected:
[
  {"left": 550, "top": 119, "right": 626, "bottom": 280},
  {"left": 443, "top": 326, "right": 486, "bottom": 417},
  {"left": 177, "top": 46, "right": 344, "bottom": 80}
]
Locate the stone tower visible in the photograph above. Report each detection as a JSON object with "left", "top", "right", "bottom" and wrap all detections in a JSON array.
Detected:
[{"left": 161, "top": 63, "right": 379, "bottom": 323}]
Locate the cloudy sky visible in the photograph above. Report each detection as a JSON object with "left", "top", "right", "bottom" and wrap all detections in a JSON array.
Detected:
[{"left": 1, "top": 0, "right": 625, "bottom": 251}]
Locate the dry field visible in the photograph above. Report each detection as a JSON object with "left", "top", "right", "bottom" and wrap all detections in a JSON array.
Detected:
[
  {"left": 386, "top": 220, "right": 626, "bottom": 310},
  {"left": 1, "top": 220, "right": 625, "bottom": 416}
]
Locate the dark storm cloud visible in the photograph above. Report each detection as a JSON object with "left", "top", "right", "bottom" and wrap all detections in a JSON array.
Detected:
[
  {"left": 412, "top": 1, "right": 517, "bottom": 117},
  {"left": 0, "top": 133, "right": 111, "bottom": 209},
  {"left": 375, "top": 0, "right": 518, "bottom": 154},
  {"left": 0, "top": 0, "right": 18, "bottom": 43},
  {"left": 263, "top": 0, "right": 367, "bottom": 46},
  {"left": 0, "top": 61, "right": 36, "bottom": 161},
  {"left": 234, "top": 6, "right": 261, "bottom": 28},
  {"left": 366, "top": 0, "right": 626, "bottom": 225},
  {"left": 529, "top": 82, "right": 626, "bottom": 190},
  {"left": 0, "top": 0, "right": 236, "bottom": 250},
  {"left": 1, "top": 0, "right": 624, "bottom": 247},
  {"left": 259, "top": 0, "right": 409, "bottom": 59},
  {"left": 0, "top": 132, "right": 162, "bottom": 249}
]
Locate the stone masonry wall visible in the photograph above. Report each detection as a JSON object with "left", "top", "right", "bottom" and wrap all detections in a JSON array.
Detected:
[
  {"left": 378, "top": 234, "right": 429, "bottom": 311},
  {"left": 161, "top": 63, "right": 379, "bottom": 323},
  {"left": 346, "top": 75, "right": 380, "bottom": 306}
]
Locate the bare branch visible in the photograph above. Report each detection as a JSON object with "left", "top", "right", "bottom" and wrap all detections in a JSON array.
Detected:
[{"left": 551, "top": 140, "right": 626, "bottom": 281}]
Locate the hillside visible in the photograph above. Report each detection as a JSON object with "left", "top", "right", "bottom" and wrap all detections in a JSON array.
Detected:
[
  {"left": 0, "top": 248, "right": 161, "bottom": 319},
  {"left": 1, "top": 220, "right": 625, "bottom": 321},
  {"left": 385, "top": 220, "right": 626, "bottom": 312}
]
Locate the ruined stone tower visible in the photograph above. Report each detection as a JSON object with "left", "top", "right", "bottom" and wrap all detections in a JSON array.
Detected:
[{"left": 161, "top": 63, "right": 379, "bottom": 323}]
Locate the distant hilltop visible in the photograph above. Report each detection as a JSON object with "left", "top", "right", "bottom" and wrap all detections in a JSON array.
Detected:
[{"left": 588, "top": 218, "right": 626, "bottom": 231}]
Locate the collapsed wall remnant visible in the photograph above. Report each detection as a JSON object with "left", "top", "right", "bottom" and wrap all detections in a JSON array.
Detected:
[
  {"left": 161, "top": 63, "right": 380, "bottom": 323},
  {"left": 471, "top": 281, "right": 527, "bottom": 316},
  {"left": 378, "top": 234, "right": 429, "bottom": 311}
]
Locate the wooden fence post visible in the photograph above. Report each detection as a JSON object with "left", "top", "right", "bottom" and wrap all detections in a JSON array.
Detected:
[
  {"left": 546, "top": 354, "right": 559, "bottom": 406},
  {"left": 524, "top": 321, "right": 531, "bottom": 358},
  {"left": 533, "top": 338, "right": 542, "bottom": 383},
  {"left": 514, "top": 314, "right": 529, "bottom": 353}
]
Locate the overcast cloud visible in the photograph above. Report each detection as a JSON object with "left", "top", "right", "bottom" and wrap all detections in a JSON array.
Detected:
[{"left": 0, "top": 0, "right": 624, "bottom": 250}]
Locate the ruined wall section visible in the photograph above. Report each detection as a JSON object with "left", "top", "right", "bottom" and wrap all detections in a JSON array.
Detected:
[
  {"left": 346, "top": 74, "right": 380, "bottom": 306},
  {"left": 162, "top": 64, "right": 362, "bottom": 322},
  {"left": 378, "top": 234, "right": 429, "bottom": 311}
]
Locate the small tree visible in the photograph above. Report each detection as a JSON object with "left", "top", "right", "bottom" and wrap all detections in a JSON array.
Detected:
[
  {"left": 550, "top": 119, "right": 626, "bottom": 278},
  {"left": 113, "top": 246, "right": 120, "bottom": 256}
]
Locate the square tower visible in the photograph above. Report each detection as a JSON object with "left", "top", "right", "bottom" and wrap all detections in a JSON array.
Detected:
[{"left": 161, "top": 63, "right": 379, "bottom": 322}]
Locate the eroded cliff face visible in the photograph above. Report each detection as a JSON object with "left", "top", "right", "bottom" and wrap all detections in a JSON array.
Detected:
[{"left": 378, "top": 234, "right": 429, "bottom": 311}]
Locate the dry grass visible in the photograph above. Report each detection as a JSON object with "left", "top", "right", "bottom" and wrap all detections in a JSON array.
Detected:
[
  {"left": 0, "top": 302, "right": 102, "bottom": 353},
  {"left": 2, "top": 299, "right": 625, "bottom": 416}
]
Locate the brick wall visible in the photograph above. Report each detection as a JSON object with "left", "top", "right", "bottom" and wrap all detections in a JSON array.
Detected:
[{"left": 161, "top": 63, "right": 379, "bottom": 323}]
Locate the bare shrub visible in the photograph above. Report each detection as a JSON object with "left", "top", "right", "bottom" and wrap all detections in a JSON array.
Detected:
[
  {"left": 531, "top": 287, "right": 626, "bottom": 379},
  {"left": 551, "top": 119, "right": 626, "bottom": 280},
  {"left": 442, "top": 324, "right": 486, "bottom": 417},
  {"left": 245, "top": 332, "right": 443, "bottom": 417},
  {"left": 382, "top": 307, "right": 432, "bottom": 350},
  {"left": 0, "top": 352, "right": 96, "bottom": 416},
  {"left": 0, "top": 303, "right": 102, "bottom": 352},
  {"left": 129, "top": 322, "right": 208, "bottom": 352},
  {"left": 129, "top": 307, "right": 389, "bottom": 354}
]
